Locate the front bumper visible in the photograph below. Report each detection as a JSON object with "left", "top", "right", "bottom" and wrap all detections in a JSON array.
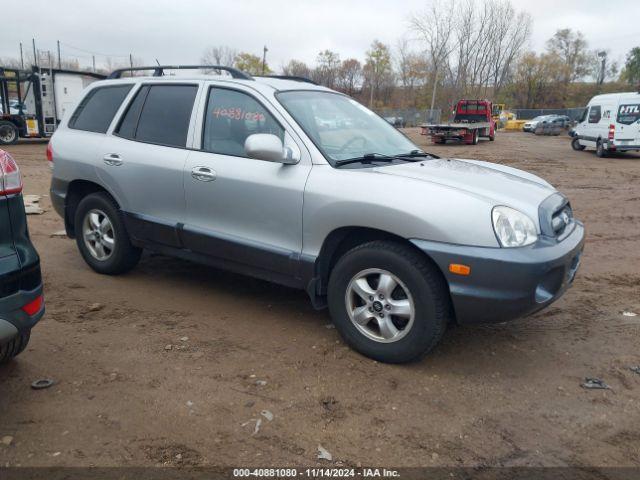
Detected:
[{"left": 411, "top": 222, "right": 585, "bottom": 324}]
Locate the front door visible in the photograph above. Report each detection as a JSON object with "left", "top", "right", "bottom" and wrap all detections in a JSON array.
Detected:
[{"left": 183, "top": 86, "right": 311, "bottom": 282}]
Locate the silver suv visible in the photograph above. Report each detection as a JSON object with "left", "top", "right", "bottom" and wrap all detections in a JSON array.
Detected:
[{"left": 49, "top": 65, "right": 584, "bottom": 363}]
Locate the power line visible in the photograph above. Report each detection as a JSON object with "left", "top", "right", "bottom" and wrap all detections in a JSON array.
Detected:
[{"left": 59, "top": 42, "right": 130, "bottom": 58}]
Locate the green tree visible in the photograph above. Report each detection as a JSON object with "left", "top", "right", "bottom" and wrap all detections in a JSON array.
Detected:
[
  {"left": 621, "top": 47, "right": 640, "bottom": 85},
  {"left": 364, "top": 40, "right": 394, "bottom": 107},
  {"left": 313, "top": 50, "right": 341, "bottom": 88},
  {"left": 234, "top": 52, "right": 270, "bottom": 75}
]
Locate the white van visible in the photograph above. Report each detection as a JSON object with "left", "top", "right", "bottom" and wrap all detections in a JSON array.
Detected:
[{"left": 572, "top": 91, "right": 640, "bottom": 157}]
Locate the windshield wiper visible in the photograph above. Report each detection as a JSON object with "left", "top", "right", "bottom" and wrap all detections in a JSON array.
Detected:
[
  {"left": 396, "top": 149, "right": 439, "bottom": 159},
  {"left": 334, "top": 151, "right": 432, "bottom": 167}
]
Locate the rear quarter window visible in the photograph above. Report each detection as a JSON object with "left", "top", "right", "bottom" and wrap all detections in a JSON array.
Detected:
[
  {"left": 617, "top": 104, "right": 640, "bottom": 125},
  {"left": 68, "top": 85, "right": 133, "bottom": 133}
]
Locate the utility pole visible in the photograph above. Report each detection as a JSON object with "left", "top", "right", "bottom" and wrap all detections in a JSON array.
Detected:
[
  {"left": 129, "top": 53, "right": 134, "bottom": 70},
  {"left": 429, "top": 67, "right": 438, "bottom": 122},
  {"left": 32, "top": 38, "right": 38, "bottom": 67},
  {"left": 19, "top": 43, "right": 24, "bottom": 69},
  {"left": 92, "top": 55, "right": 96, "bottom": 72},
  {"left": 57, "top": 40, "right": 61, "bottom": 69},
  {"left": 262, "top": 46, "right": 268, "bottom": 75}
]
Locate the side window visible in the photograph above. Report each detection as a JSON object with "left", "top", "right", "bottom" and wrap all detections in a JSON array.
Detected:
[
  {"left": 116, "top": 86, "right": 149, "bottom": 139},
  {"left": 117, "top": 84, "right": 198, "bottom": 148},
  {"left": 588, "top": 105, "right": 601, "bottom": 124},
  {"left": 69, "top": 85, "right": 133, "bottom": 133},
  {"left": 202, "top": 88, "right": 284, "bottom": 157}
]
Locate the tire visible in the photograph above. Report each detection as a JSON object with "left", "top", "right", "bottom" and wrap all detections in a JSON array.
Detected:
[
  {"left": 74, "top": 192, "right": 142, "bottom": 275},
  {"left": 571, "top": 137, "right": 585, "bottom": 151},
  {"left": 472, "top": 130, "right": 479, "bottom": 145},
  {"left": 489, "top": 130, "right": 496, "bottom": 141},
  {"left": 0, "top": 121, "right": 19, "bottom": 145},
  {"left": 0, "top": 330, "right": 30, "bottom": 364},
  {"left": 327, "top": 240, "right": 449, "bottom": 363},
  {"left": 596, "top": 140, "right": 607, "bottom": 158}
]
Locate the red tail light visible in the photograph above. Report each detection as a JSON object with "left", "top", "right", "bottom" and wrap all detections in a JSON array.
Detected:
[
  {"left": 0, "top": 149, "right": 23, "bottom": 195},
  {"left": 21, "top": 295, "right": 44, "bottom": 316},
  {"left": 608, "top": 124, "right": 615, "bottom": 140},
  {"left": 46, "top": 142, "right": 53, "bottom": 162}
]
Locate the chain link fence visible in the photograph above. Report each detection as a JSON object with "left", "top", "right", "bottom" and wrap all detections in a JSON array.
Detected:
[
  {"left": 375, "top": 108, "right": 441, "bottom": 127},
  {"left": 513, "top": 107, "right": 586, "bottom": 121}
]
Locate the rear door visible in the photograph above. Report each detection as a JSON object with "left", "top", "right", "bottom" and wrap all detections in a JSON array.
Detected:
[
  {"left": 99, "top": 82, "right": 200, "bottom": 247},
  {"left": 616, "top": 101, "right": 640, "bottom": 145},
  {"left": 182, "top": 84, "right": 311, "bottom": 281}
]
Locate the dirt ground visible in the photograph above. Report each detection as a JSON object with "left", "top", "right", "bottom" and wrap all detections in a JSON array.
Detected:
[{"left": 1, "top": 131, "right": 639, "bottom": 469}]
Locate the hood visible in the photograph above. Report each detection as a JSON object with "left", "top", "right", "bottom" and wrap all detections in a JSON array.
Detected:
[{"left": 372, "top": 158, "right": 556, "bottom": 221}]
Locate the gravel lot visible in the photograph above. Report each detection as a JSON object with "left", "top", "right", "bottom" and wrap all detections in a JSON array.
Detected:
[{"left": 1, "top": 131, "right": 639, "bottom": 468}]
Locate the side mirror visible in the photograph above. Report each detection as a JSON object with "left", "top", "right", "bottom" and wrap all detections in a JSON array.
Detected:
[{"left": 244, "top": 134, "right": 299, "bottom": 164}]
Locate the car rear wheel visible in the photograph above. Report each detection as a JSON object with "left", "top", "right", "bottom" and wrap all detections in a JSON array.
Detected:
[
  {"left": 75, "top": 192, "right": 142, "bottom": 274},
  {"left": 328, "top": 241, "right": 449, "bottom": 363},
  {"left": 0, "top": 330, "right": 30, "bottom": 364},
  {"left": 0, "top": 121, "right": 18, "bottom": 145},
  {"left": 472, "top": 130, "right": 479, "bottom": 145},
  {"left": 596, "top": 140, "right": 607, "bottom": 158},
  {"left": 571, "top": 137, "right": 586, "bottom": 151}
]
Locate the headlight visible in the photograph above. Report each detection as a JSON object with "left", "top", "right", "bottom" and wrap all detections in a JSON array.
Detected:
[{"left": 492, "top": 206, "right": 538, "bottom": 247}]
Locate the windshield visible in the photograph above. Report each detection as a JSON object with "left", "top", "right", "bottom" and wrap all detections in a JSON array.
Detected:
[{"left": 276, "top": 90, "right": 419, "bottom": 164}]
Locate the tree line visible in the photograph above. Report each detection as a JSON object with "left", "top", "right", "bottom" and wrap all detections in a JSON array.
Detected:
[
  {"left": 3, "top": 0, "right": 639, "bottom": 112},
  {"left": 200, "top": 0, "right": 639, "bottom": 111}
]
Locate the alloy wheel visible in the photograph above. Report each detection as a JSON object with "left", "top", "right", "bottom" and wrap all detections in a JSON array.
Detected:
[
  {"left": 344, "top": 268, "right": 415, "bottom": 343},
  {"left": 82, "top": 209, "right": 115, "bottom": 261}
]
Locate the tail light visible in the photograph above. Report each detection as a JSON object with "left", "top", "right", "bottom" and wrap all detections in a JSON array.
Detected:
[
  {"left": 0, "top": 149, "right": 23, "bottom": 195},
  {"left": 46, "top": 142, "right": 53, "bottom": 162},
  {"left": 608, "top": 124, "right": 615, "bottom": 141},
  {"left": 21, "top": 295, "right": 44, "bottom": 316}
]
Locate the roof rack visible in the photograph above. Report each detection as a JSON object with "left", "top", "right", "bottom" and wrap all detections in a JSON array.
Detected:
[
  {"left": 107, "top": 65, "right": 253, "bottom": 80},
  {"left": 257, "top": 75, "right": 318, "bottom": 85}
]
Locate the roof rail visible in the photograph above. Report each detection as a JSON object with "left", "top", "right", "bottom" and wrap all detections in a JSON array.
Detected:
[
  {"left": 107, "top": 65, "right": 254, "bottom": 80},
  {"left": 257, "top": 75, "right": 318, "bottom": 85}
]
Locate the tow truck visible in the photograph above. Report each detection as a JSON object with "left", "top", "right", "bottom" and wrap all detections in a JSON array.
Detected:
[{"left": 421, "top": 99, "right": 496, "bottom": 144}]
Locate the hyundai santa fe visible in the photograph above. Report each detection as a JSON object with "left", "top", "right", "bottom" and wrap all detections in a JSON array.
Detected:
[{"left": 49, "top": 65, "right": 584, "bottom": 363}]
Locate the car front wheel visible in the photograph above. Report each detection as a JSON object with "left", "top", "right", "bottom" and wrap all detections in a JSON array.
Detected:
[
  {"left": 571, "top": 137, "right": 586, "bottom": 151},
  {"left": 328, "top": 241, "right": 449, "bottom": 363}
]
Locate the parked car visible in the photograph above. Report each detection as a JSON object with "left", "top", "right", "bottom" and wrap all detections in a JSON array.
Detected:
[
  {"left": 49, "top": 65, "right": 584, "bottom": 363},
  {"left": 572, "top": 92, "right": 640, "bottom": 157},
  {"left": 522, "top": 115, "right": 553, "bottom": 132},
  {"left": 384, "top": 116, "right": 406, "bottom": 128},
  {"left": 0, "top": 149, "right": 44, "bottom": 363}
]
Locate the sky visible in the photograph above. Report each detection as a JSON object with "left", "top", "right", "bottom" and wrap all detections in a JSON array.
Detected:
[{"left": 1, "top": 0, "right": 638, "bottom": 72}]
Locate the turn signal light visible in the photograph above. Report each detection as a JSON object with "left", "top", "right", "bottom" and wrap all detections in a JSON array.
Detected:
[
  {"left": 449, "top": 263, "right": 471, "bottom": 276},
  {"left": 21, "top": 295, "right": 44, "bottom": 316}
]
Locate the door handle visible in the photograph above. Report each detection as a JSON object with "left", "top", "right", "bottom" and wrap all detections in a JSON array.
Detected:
[
  {"left": 191, "top": 166, "right": 217, "bottom": 182},
  {"left": 103, "top": 153, "right": 123, "bottom": 166}
]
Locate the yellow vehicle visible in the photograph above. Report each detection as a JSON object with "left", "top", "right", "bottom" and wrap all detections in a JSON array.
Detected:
[{"left": 492, "top": 103, "right": 516, "bottom": 128}]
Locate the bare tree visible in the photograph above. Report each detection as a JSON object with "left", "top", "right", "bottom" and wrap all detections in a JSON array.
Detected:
[
  {"left": 337, "top": 59, "right": 363, "bottom": 96},
  {"left": 201, "top": 45, "right": 237, "bottom": 67},
  {"left": 396, "top": 38, "right": 429, "bottom": 107},
  {"left": 410, "top": 0, "right": 456, "bottom": 112},
  {"left": 282, "top": 59, "right": 312, "bottom": 78}
]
